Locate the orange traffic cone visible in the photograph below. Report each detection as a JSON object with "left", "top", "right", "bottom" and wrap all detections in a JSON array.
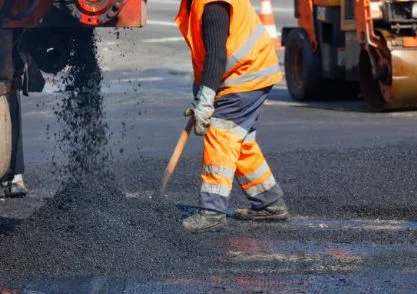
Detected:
[{"left": 258, "top": 0, "right": 281, "bottom": 49}]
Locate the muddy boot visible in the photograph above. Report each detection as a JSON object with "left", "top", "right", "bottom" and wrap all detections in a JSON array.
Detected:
[
  {"left": 0, "top": 181, "right": 9, "bottom": 197},
  {"left": 234, "top": 198, "right": 289, "bottom": 221},
  {"left": 183, "top": 210, "right": 227, "bottom": 232},
  {"left": 1, "top": 174, "right": 27, "bottom": 197},
  {"left": 10, "top": 174, "right": 27, "bottom": 197}
]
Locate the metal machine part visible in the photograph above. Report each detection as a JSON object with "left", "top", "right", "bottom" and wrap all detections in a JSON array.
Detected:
[
  {"left": 284, "top": 0, "right": 417, "bottom": 110},
  {"left": 356, "top": 1, "right": 417, "bottom": 110},
  {"left": 413, "top": 2, "right": 417, "bottom": 18},
  {"left": 69, "top": 0, "right": 127, "bottom": 26},
  {"left": 19, "top": 29, "right": 72, "bottom": 74},
  {"left": 359, "top": 44, "right": 417, "bottom": 110},
  {"left": 389, "top": 48, "right": 417, "bottom": 107},
  {"left": 0, "top": 0, "right": 146, "bottom": 28}
]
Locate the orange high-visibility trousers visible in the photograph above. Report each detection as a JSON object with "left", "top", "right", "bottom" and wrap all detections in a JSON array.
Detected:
[{"left": 200, "top": 86, "right": 284, "bottom": 213}]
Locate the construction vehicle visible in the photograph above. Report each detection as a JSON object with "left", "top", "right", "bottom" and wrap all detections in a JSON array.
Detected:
[
  {"left": 282, "top": 0, "right": 417, "bottom": 111},
  {"left": 0, "top": 0, "right": 147, "bottom": 181}
]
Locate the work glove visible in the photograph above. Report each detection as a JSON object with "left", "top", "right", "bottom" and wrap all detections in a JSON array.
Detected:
[{"left": 184, "top": 85, "right": 216, "bottom": 136}]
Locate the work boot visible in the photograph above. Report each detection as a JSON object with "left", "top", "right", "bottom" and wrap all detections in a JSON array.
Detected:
[
  {"left": 234, "top": 198, "right": 289, "bottom": 221},
  {"left": 182, "top": 210, "right": 227, "bottom": 232},
  {"left": 1, "top": 174, "right": 27, "bottom": 197}
]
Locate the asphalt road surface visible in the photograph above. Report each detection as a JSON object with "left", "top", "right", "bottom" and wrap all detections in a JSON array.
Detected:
[{"left": 1, "top": 1, "right": 417, "bottom": 293}]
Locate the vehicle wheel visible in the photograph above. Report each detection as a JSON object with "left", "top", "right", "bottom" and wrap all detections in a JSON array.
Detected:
[
  {"left": 359, "top": 51, "right": 386, "bottom": 111},
  {"left": 285, "top": 28, "right": 321, "bottom": 101},
  {"left": 0, "top": 93, "right": 12, "bottom": 180}
]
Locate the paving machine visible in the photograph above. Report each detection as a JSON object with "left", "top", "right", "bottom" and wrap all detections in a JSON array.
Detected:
[
  {"left": 0, "top": 0, "right": 146, "bottom": 180},
  {"left": 282, "top": 0, "right": 417, "bottom": 111}
]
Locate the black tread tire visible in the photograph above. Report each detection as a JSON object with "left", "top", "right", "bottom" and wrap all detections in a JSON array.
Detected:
[
  {"left": 359, "top": 51, "right": 386, "bottom": 111},
  {"left": 285, "top": 29, "right": 321, "bottom": 101}
]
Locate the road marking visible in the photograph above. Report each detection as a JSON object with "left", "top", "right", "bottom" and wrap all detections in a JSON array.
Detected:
[
  {"left": 388, "top": 111, "right": 417, "bottom": 118},
  {"left": 104, "top": 41, "right": 118, "bottom": 46},
  {"left": 110, "top": 77, "right": 164, "bottom": 82},
  {"left": 150, "top": 0, "right": 294, "bottom": 12},
  {"left": 147, "top": 19, "right": 282, "bottom": 37},
  {"left": 228, "top": 252, "right": 363, "bottom": 263},
  {"left": 147, "top": 20, "right": 177, "bottom": 27},
  {"left": 142, "top": 36, "right": 184, "bottom": 43},
  {"left": 288, "top": 217, "right": 417, "bottom": 231},
  {"left": 264, "top": 99, "right": 307, "bottom": 107},
  {"left": 125, "top": 190, "right": 154, "bottom": 198}
]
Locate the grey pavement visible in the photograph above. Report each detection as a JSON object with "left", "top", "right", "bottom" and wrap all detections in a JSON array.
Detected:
[{"left": 1, "top": 0, "right": 417, "bottom": 293}]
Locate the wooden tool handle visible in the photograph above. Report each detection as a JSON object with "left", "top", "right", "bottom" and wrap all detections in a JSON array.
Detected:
[{"left": 159, "top": 117, "right": 194, "bottom": 197}]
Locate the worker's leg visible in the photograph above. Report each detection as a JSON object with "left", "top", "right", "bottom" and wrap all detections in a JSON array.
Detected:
[
  {"left": 0, "top": 29, "right": 13, "bottom": 183},
  {"left": 232, "top": 96, "right": 288, "bottom": 220},
  {"left": 234, "top": 131, "right": 288, "bottom": 220},
  {"left": 235, "top": 133, "right": 284, "bottom": 208},
  {"left": 183, "top": 86, "right": 277, "bottom": 231},
  {"left": 5, "top": 89, "right": 27, "bottom": 197},
  {"left": 9, "top": 89, "right": 25, "bottom": 176},
  {"left": 199, "top": 119, "right": 243, "bottom": 211},
  {"left": 0, "top": 29, "right": 26, "bottom": 197},
  {"left": 182, "top": 116, "right": 244, "bottom": 232}
]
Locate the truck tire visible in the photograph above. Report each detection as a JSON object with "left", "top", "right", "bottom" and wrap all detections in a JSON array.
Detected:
[
  {"left": 0, "top": 93, "right": 11, "bottom": 180},
  {"left": 285, "top": 29, "right": 321, "bottom": 101},
  {"left": 359, "top": 51, "right": 386, "bottom": 111}
]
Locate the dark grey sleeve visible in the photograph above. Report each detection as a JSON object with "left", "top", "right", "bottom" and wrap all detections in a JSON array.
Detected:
[{"left": 201, "top": 2, "right": 230, "bottom": 92}]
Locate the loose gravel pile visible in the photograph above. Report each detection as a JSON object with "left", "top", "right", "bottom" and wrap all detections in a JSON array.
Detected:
[
  {"left": 0, "top": 179, "right": 220, "bottom": 280},
  {"left": 0, "top": 29, "right": 221, "bottom": 280}
]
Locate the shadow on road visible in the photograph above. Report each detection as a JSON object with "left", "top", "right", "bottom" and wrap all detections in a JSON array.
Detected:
[
  {"left": 268, "top": 87, "right": 370, "bottom": 113},
  {"left": 0, "top": 217, "right": 21, "bottom": 237}
]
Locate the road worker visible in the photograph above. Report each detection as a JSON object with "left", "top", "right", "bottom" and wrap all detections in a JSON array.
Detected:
[
  {"left": 0, "top": 30, "right": 27, "bottom": 197},
  {"left": 1, "top": 89, "right": 27, "bottom": 197},
  {"left": 177, "top": 0, "right": 289, "bottom": 231}
]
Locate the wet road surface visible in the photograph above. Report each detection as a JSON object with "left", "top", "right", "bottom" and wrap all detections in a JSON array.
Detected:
[{"left": 1, "top": 1, "right": 417, "bottom": 292}]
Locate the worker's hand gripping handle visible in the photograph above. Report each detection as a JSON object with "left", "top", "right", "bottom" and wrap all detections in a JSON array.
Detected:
[{"left": 159, "top": 117, "right": 195, "bottom": 197}]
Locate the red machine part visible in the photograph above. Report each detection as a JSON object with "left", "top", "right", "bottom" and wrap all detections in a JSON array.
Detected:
[
  {"left": 0, "top": 0, "right": 53, "bottom": 27},
  {"left": 0, "top": 0, "right": 145, "bottom": 28},
  {"left": 295, "top": 0, "right": 317, "bottom": 51},
  {"left": 71, "top": 0, "right": 127, "bottom": 26}
]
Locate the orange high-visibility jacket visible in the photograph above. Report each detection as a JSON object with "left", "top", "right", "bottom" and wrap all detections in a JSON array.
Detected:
[{"left": 176, "top": 0, "right": 282, "bottom": 97}]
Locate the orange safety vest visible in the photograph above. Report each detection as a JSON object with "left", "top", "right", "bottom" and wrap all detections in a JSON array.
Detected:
[{"left": 176, "top": 0, "right": 282, "bottom": 97}]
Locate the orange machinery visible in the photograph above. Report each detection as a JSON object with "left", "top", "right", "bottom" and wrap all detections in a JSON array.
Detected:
[
  {"left": 0, "top": 0, "right": 146, "bottom": 27},
  {"left": 0, "top": 0, "right": 147, "bottom": 74},
  {"left": 0, "top": 0, "right": 146, "bottom": 180},
  {"left": 282, "top": 0, "right": 417, "bottom": 110}
]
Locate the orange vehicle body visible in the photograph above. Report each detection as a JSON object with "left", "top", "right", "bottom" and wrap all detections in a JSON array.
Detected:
[
  {"left": 0, "top": 0, "right": 147, "bottom": 180},
  {"left": 284, "top": 0, "right": 417, "bottom": 110}
]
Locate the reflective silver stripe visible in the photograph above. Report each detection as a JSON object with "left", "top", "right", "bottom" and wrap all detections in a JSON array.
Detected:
[
  {"left": 202, "top": 165, "right": 235, "bottom": 180},
  {"left": 210, "top": 117, "right": 247, "bottom": 138},
  {"left": 237, "top": 161, "right": 270, "bottom": 185},
  {"left": 201, "top": 183, "right": 231, "bottom": 197},
  {"left": 244, "top": 175, "right": 276, "bottom": 197},
  {"left": 220, "top": 64, "right": 280, "bottom": 87},
  {"left": 225, "top": 24, "right": 265, "bottom": 72},
  {"left": 243, "top": 131, "right": 256, "bottom": 142}
]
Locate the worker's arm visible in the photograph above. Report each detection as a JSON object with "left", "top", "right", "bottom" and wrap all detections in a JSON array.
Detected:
[
  {"left": 185, "top": 2, "right": 230, "bottom": 136},
  {"left": 200, "top": 2, "right": 230, "bottom": 92}
]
